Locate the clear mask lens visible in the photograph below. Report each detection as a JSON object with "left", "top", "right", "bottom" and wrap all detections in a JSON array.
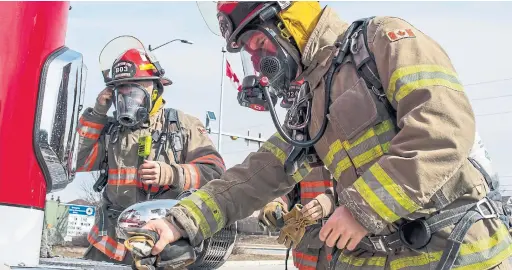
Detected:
[
  {"left": 238, "top": 29, "right": 297, "bottom": 100},
  {"left": 114, "top": 84, "right": 150, "bottom": 127}
]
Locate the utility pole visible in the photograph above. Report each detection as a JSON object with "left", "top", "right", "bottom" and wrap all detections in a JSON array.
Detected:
[{"left": 217, "top": 46, "right": 227, "bottom": 153}]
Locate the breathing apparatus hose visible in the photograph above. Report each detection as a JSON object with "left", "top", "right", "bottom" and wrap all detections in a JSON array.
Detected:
[{"left": 263, "top": 21, "right": 358, "bottom": 149}]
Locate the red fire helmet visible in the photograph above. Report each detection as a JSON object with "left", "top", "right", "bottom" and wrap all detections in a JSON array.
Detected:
[{"left": 109, "top": 48, "right": 172, "bottom": 87}]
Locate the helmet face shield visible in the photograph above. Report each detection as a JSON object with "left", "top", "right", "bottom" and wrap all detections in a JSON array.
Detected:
[
  {"left": 114, "top": 83, "right": 151, "bottom": 127},
  {"left": 238, "top": 27, "right": 298, "bottom": 100}
]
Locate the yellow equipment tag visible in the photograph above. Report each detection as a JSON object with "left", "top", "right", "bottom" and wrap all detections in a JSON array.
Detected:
[{"left": 138, "top": 136, "right": 152, "bottom": 157}]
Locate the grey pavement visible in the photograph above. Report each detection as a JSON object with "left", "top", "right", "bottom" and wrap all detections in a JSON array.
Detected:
[
  {"left": 8, "top": 258, "right": 298, "bottom": 270},
  {"left": 220, "top": 260, "right": 297, "bottom": 270}
]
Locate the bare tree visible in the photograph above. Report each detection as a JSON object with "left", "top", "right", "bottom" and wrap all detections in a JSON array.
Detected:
[{"left": 78, "top": 172, "right": 102, "bottom": 207}]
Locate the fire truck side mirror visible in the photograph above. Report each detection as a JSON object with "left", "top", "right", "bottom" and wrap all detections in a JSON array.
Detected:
[{"left": 33, "top": 47, "right": 87, "bottom": 193}]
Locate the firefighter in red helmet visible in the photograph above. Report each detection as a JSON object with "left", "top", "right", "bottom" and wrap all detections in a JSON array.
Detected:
[
  {"left": 132, "top": 2, "right": 512, "bottom": 270},
  {"left": 76, "top": 35, "right": 225, "bottom": 265}
]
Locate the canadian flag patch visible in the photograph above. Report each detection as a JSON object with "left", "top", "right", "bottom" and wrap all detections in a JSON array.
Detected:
[
  {"left": 197, "top": 127, "right": 207, "bottom": 134},
  {"left": 386, "top": 29, "right": 416, "bottom": 42}
]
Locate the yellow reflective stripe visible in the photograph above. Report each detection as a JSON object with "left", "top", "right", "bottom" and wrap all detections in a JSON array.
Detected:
[
  {"left": 193, "top": 190, "right": 225, "bottom": 230},
  {"left": 374, "top": 120, "right": 393, "bottom": 135},
  {"left": 390, "top": 224, "right": 512, "bottom": 269},
  {"left": 455, "top": 225, "right": 512, "bottom": 270},
  {"left": 333, "top": 157, "right": 352, "bottom": 179},
  {"left": 338, "top": 254, "right": 386, "bottom": 267},
  {"left": 390, "top": 252, "right": 442, "bottom": 270},
  {"left": 396, "top": 78, "right": 463, "bottom": 102},
  {"left": 292, "top": 162, "right": 312, "bottom": 183},
  {"left": 178, "top": 199, "right": 211, "bottom": 238},
  {"left": 387, "top": 65, "right": 463, "bottom": 103},
  {"left": 459, "top": 224, "right": 509, "bottom": 256},
  {"left": 456, "top": 244, "right": 512, "bottom": 270},
  {"left": 261, "top": 142, "right": 286, "bottom": 164},
  {"left": 367, "top": 257, "right": 386, "bottom": 267},
  {"left": 352, "top": 145, "right": 383, "bottom": 168},
  {"left": 353, "top": 177, "right": 400, "bottom": 223},
  {"left": 340, "top": 255, "right": 365, "bottom": 267},
  {"left": 381, "top": 142, "right": 391, "bottom": 153},
  {"left": 323, "top": 140, "right": 342, "bottom": 167},
  {"left": 369, "top": 164, "right": 420, "bottom": 213},
  {"left": 341, "top": 128, "right": 375, "bottom": 150}
]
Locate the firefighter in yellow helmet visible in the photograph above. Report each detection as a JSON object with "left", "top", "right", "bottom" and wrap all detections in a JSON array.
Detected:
[
  {"left": 76, "top": 36, "right": 225, "bottom": 264},
  {"left": 132, "top": 2, "right": 512, "bottom": 269},
  {"left": 259, "top": 166, "right": 335, "bottom": 270}
]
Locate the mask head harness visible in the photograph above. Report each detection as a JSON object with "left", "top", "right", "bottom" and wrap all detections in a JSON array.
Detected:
[{"left": 99, "top": 36, "right": 172, "bottom": 128}]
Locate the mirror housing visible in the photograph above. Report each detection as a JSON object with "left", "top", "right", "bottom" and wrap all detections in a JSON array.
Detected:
[{"left": 33, "top": 47, "right": 87, "bottom": 193}]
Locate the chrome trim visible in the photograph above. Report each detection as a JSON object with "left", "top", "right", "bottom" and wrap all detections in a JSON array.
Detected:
[{"left": 34, "top": 47, "right": 87, "bottom": 193}]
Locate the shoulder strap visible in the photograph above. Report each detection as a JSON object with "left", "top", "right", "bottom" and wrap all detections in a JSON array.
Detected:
[
  {"left": 350, "top": 17, "right": 397, "bottom": 120},
  {"left": 165, "top": 108, "right": 181, "bottom": 131},
  {"left": 163, "top": 108, "right": 184, "bottom": 164}
]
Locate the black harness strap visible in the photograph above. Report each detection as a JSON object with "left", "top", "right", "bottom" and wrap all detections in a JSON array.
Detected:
[{"left": 152, "top": 108, "right": 184, "bottom": 198}]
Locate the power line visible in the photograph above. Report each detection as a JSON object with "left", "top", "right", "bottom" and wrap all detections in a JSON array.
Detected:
[
  {"left": 471, "top": 93, "right": 512, "bottom": 101},
  {"left": 464, "top": 77, "right": 512, "bottom": 87},
  {"left": 475, "top": 111, "right": 512, "bottom": 117}
]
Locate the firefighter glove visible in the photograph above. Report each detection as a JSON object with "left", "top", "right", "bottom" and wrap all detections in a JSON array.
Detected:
[
  {"left": 277, "top": 204, "right": 316, "bottom": 249},
  {"left": 124, "top": 228, "right": 196, "bottom": 270},
  {"left": 94, "top": 87, "right": 113, "bottom": 115},
  {"left": 258, "top": 201, "right": 287, "bottom": 231}
]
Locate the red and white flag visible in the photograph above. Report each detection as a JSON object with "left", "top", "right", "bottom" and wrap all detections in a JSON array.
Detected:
[{"left": 225, "top": 60, "right": 242, "bottom": 92}]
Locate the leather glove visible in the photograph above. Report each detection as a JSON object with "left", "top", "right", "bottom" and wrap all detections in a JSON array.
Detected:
[
  {"left": 258, "top": 201, "right": 287, "bottom": 231},
  {"left": 124, "top": 228, "right": 195, "bottom": 270},
  {"left": 277, "top": 204, "right": 316, "bottom": 249}
]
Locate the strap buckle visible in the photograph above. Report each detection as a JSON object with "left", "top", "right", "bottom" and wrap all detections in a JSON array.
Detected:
[
  {"left": 475, "top": 197, "right": 499, "bottom": 219},
  {"left": 368, "top": 236, "right": 387, "bottom": 252}
]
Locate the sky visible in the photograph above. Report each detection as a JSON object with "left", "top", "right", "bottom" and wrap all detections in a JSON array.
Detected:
[{"left": 48, "top": 1, "right": 512, "bottom": 202}]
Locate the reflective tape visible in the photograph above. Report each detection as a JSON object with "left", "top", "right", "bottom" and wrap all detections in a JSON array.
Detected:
[
  {"left": 292, "top": 250, "right": 318, "bottom": 270},
  {"left": 77, "top": 143, "right": 99, "bottom": 172},
  {"left": 387, "top": 65, "right": 464, "bottom": 103},
  {"left": 177, "top": 190, "right": 225, "bottom": 239},
  {"left": 182, "top": 164, "right": 200, "bottom": 190},
  {"left": 108, "top": 168, "right": 138, "bottom": 186},
  {"left": 260, "top": 133, "right": 292, "bottom": 165},
  {"left": 300, "top": 180, "right": 332, "bottom": 199},
  {"left": 353, "top": 163, "right": 420, "bottom": 223},
  {"left": 292, "top": 162, "right": 313, "bottom": 183},
  {"left": 77, "top": 117, "right": 104, "bottom": 140},
  {"left": 190, "top": 154, "right": 226, "bottom": 171},
  {"left": 389, "top": 225, "right": 512, "bottom": 269},
  {"left": 87, "top": 225, "right": 126, "bottom": 261}
]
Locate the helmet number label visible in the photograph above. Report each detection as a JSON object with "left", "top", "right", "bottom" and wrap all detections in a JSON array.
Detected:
[{"left": 113, "top": 60, "right": 136, "bottom": 80}]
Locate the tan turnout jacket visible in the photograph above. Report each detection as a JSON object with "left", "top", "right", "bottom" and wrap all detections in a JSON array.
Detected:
[
  {"left": 76, "top": 102, "right": 224, "bottom": 262},
  {"left": 166, "top": 8, "right": 512, "bottom": 270}
]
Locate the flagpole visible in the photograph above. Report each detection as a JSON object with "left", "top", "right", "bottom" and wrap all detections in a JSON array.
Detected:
[{"left": 218, "top": 46, "right": 227, "bottom": 154}]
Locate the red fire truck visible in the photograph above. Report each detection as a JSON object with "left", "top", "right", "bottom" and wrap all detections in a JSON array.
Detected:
[{"left": 0, "top": 1, "right": 87, "bottom": 268}]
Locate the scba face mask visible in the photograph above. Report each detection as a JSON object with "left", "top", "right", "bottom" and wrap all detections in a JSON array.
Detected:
[
  {"left": 114, "top": 83, "right": 152, "bottom": 127},
  {"left": 238, "top": 24, "right": 300, "bottom": 106}
]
